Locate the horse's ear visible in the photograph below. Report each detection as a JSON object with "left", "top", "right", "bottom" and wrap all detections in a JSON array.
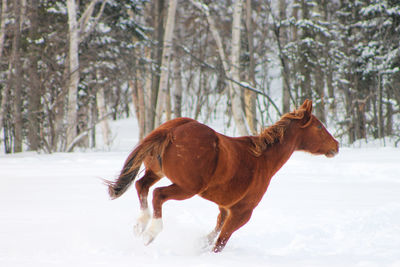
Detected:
[
  {"left": 300, "top": 99, "right": 313, "bottom": 128},
  {"left": 300, "top": 99, "right": 313, "bottom": 114}
]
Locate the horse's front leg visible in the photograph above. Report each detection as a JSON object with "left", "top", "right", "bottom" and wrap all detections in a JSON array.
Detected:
[
  {"left": 134, "top": 170, "right": 161, "bottom": 236},
  {"left": 206, "top": 206, "right": 228, "bottom": 246},
  {"left": 213, "top": 206, "right": 253, "bottom": 253}
]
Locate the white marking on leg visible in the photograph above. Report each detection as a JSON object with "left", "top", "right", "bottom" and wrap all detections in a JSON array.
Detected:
[
  {"left": 198, "top": 230, "right": 217, "bottom": 251},
  {"left": 206, "top": 230, "right": 219, "bottom": 246},
  {"left": 134, "top": 208, "right": 150, "bottom": 236},
  {"left": 142, "top": 218, "right": 163, "bottom": 246}
]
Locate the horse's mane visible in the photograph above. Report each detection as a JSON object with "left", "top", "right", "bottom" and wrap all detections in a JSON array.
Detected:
[{"left": 250, "top": 107, "right": 310, "bottom": 156}]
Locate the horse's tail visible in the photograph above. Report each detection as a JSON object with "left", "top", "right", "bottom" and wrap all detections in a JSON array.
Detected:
[{"left": 104, "top": 128, "right": 172, "bottom": 200}]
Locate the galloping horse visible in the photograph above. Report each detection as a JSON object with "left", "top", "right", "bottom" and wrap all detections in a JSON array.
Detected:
[{"left": 105, "top": 99, "right": 339, "bottom": 252}]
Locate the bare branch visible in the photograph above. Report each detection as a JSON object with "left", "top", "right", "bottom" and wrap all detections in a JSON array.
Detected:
[
  {"left": 177, "top": 44, "right": 282, "bottom": 116},
  {"left": 79, "top": 0, "right": 108, "bottom": 42},
  {"left": 65, "top": 111, "right": 113, "bottom": 152}
]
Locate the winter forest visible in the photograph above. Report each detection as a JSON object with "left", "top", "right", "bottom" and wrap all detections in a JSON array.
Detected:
[
  {"left": 0, "top": 0, "right": 400, "bottom": 153},
  {"left": 2, "top": 1, "right": 400, "bottom": 266}
]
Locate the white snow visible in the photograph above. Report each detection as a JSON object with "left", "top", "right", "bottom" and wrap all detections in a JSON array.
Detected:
[{"left": 1, "top": 118, "right": 400, "bottom": 267}]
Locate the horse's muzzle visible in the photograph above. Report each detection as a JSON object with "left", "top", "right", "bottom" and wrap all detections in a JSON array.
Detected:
[{"left": 325, "top": 149, "right": 338, "bottom": 158}]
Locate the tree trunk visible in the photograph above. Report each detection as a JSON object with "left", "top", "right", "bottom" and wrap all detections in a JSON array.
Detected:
[
  {"left": 244, "top": 0, "right": 257, "bottom": 134},
  {"left": 173, "top": 56, "right": 183, "bottom": 118},
  {"left": 96, "top": 86, "right": 112, "bottom": 146},
  {"left": 230, "top": 0, "right": 249, "bottom": 136},
  {"left": 53, "top": 66, "right": 68, "bottom": 151},
  {"left": 279, "top": 0, "right": 290, "bottom": 114},
  {"left": 165, "top": 75, "right": 172, "bottom": 121},
  {"left": 0, "top": 76, "right": 8, "bottom": 138},
  {"left": 155, "top": 0, "right": 177, "bottom": 127},
  {"left": 27, "top": 0, "right": 41, "bottom": 151},
  {"left": 2, "top": 104, "right": 12, "bottom": 153},
  {"left": 173, "top": 17, "right": 183, "bottom": 118},
  {"left": 0, "top": 0, "right": 7, "bottom": 60},
  {"left": 0, "top": 0, "right": 8, "bottom": 136},
  {"left": 65, "top": 0, "right": 106, "bottom": 151},
  {"left": 145, "top": 0, "right": 164, "bottom": 135},
  {"left": 291, "top": 1, "right": 300, "bottom": 101},
  {"left": 326, "top": 60, "right": 335, "bottom": 110},
  {"left": 354, "top": 77, "right": 366, "bottom": 141},
  {"left": 144, "top": 46, "right": 154, "bottom": 136},
  {"left": 89, "top": 92, "right": 96, "bottom": 148},
  {"left": 138, "top": 80, "right": 145, "bottom": 140},
  {"left": 191, "top": 0, "right": 249, "bottom": 135},
  {"left": 314, "top": 66, "right": 326, "bottom": 123},
  {"left": 322, "top": 0, "right": 335, "bottom": 113},
  {"left": 0, "top": 59, "right": 11, "bottom": 153},
  {"left": 12, "top": 0, "right": 22, "bottom": 153},
  {"left": 299, "top": 0, "right": 312, "bottom": 103},
  {"left": 385, "top": 96, "right": 393, "bottom": 136},
  {"left": 66, "top": 0, "right": 80, "bottom": 150},
  {"left": 377, "top": 73, "right": 383, "bottom": 139},
  {"left": 130, "top": 78, "right": 145, "bottom": 140}
]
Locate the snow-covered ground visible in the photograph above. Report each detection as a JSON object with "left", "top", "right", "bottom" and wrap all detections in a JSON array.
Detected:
[{"left": 1, "top": 118, "right": 400, "bottom": 267}]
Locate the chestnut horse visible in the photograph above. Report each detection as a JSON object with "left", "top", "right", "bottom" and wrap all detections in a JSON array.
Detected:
[{"left": 105, "top": 99, "right": 339, "bottom": 252}]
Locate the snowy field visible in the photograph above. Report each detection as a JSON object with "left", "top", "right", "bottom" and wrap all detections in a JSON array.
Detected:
[{"left": 1, "top": 118, "right": 400, "bottom": 267}]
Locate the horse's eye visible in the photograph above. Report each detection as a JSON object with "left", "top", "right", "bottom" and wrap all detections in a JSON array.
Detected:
[{"left": 317, "top": 125, "right": 322, "bottom": 129}]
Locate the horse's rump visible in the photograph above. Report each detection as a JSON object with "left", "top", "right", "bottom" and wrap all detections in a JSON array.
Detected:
[{"left": 161, "top": 121, "right": 220, "bottom": 193}]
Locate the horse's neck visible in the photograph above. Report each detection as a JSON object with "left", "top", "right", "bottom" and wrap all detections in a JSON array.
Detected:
[{"left": 262, "top": 126, "right": 300, "bottom": 174}]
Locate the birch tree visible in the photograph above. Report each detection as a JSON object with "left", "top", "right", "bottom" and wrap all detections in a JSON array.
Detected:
[
  {"left": 191, "top": 0, "right": 250, "bottom": 135},
  {"left": 279, "top": 0, "right": 291, "bottom": 113},
  {"left": 230, "top": 0, "right": 249, "bottom": 135},
  {"left": 173, "top": 53, "right": 183, "bottom": 118},
  {"left": 65, "top": 0, "right": 107, "bottom": 151},
  {"left": 155, "top": 0, "right": 177, "bottom": 127},
  {"left": 244, "top": 0, "right": 257, "bottom": 134},
  {"left": 130, "top": 77, "right": 146, "bottom": 140},
  {"left": 1, "top": 0, "right": 399, "bottom": 153},
  {"left": 66, "top": 0, "right": 80, "bottom": 150},
  {"left": 96, "top": 87, "right": 112, "bottom": 147}
]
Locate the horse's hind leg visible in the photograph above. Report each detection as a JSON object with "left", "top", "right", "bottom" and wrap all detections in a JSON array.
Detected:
[
  {"left": 143, "top": 183, "right": 196, "bottom": 245},
  {"left": 206, "top": 206, "right": 228, "bottom": 246},
  {"left": 134, "top": 170, "right": 161, "bottom": 236}
]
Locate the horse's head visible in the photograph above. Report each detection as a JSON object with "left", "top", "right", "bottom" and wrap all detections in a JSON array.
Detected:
[{"left": 295, "top": 100, "right": 339, "bottom": 158}]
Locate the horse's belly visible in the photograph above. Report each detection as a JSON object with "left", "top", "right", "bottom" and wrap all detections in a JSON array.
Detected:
[{"left": 199, "top": 178, "right": 250, "bottom": 207}]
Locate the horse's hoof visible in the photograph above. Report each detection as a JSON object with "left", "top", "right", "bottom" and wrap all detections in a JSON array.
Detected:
[
  {"left": 134, "top": 222, "right": 146, "bottom": 236},
  {"left": 199, "top": 232, "right": 216, "bottom": 250},
  {"left": 142, "top": 218, "right": 163, "bottom": 246},
  {"left": 199, "top": 238, "right": 212, "bottom": 251},
  {"left": 134, "top": 209, "right": 151, "bottom": 236},
  {"left": 212, "top": 245, "right": 224, "bottom": 253},
  {"left": 142, "top": 232, "right": 155, "bottom": 246}
]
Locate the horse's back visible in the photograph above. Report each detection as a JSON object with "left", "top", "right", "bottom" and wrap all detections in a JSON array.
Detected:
[{"left": 157, "top": 117, "right": 196, "bottom": 131}]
